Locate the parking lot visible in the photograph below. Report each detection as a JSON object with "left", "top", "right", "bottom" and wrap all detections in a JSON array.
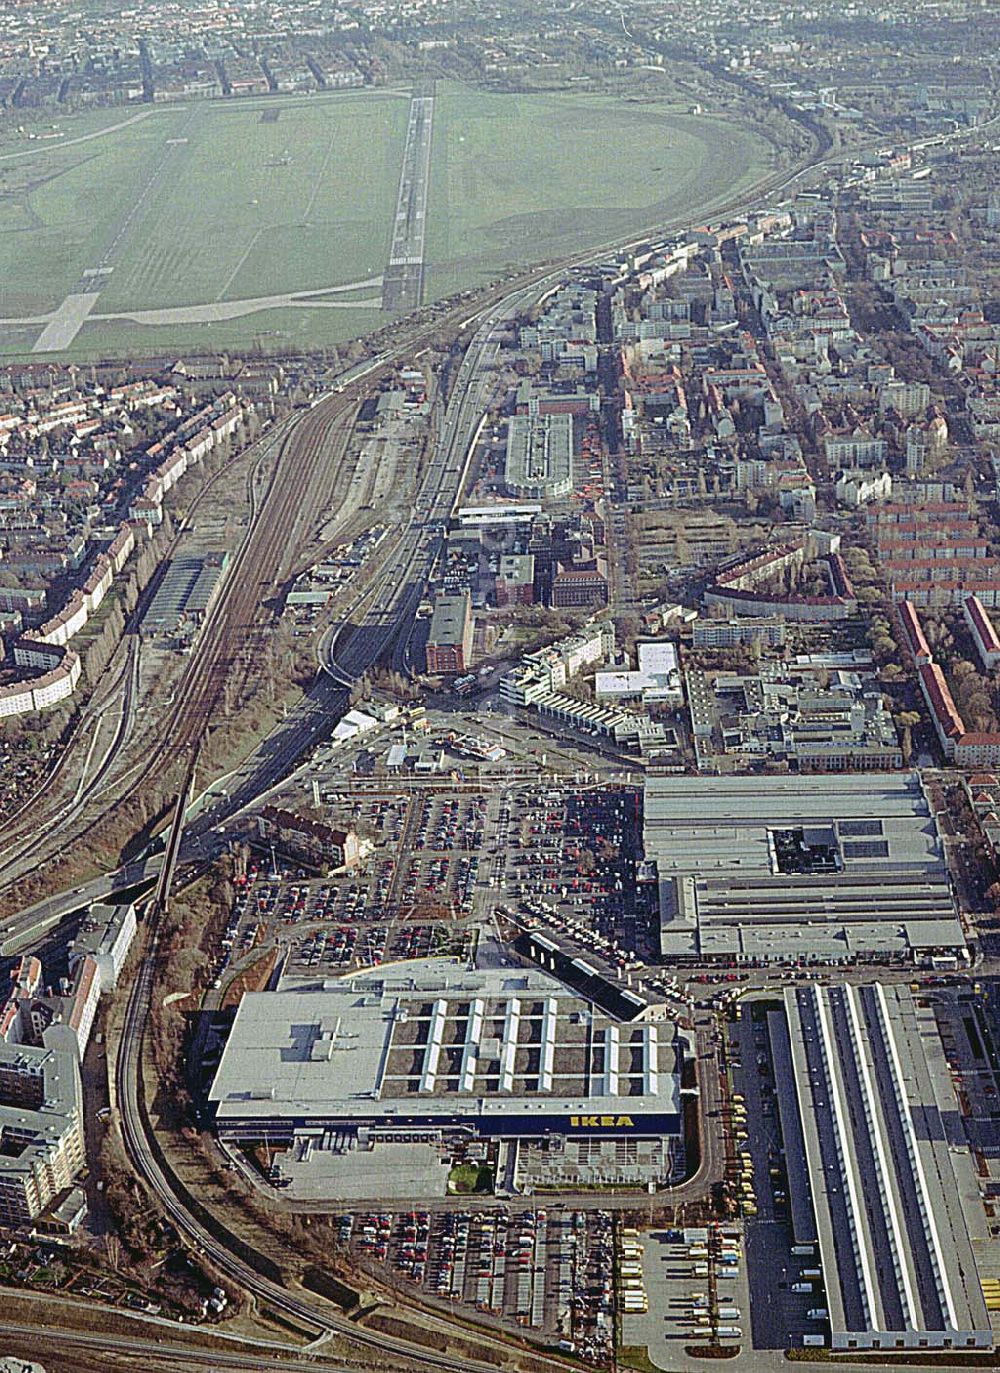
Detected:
[
  {"left": 211, "top": 781, "right": 666, "bottom": 996},
  {"left": 206, "top": 808, "right": 483, "bottom": 992},
  {"left": 337, "top": 1205, "right": 614, "bottom": 1362},
  {"left": 732, "top": 1000, "right": 829, "bottom": 1353},
  {"left": 497, "top": 784, "right": 655, "bottom": 970}
]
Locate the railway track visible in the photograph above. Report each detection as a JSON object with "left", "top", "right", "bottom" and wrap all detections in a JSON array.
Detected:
[
  {"left": 0, "top": 134, "right": 832, "bottom": 890},
  {"left": 0, "top": 397, "right": 367, "bottom": 892},
  {"left": 115, "top": 918, "right": 571, "bottom": 1373},
  {"left": 0, "top": 417, "right": 296, "bottom": 872},
  {"left": 58, "top": 130, "right": 865, "bottom": 1373}
]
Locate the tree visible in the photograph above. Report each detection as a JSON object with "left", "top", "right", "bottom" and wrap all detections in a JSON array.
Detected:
[{"left": 896, "top": 710, "right": 921, "bottom": 765}]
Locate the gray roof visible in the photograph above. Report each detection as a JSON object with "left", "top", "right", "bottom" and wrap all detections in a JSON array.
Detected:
[
  {"left": 646, "top": 773, "right": 962, "bottom": 961},
  {"left": 209, "top": 961, "right": 679, "bottom": 1129},
  {"left": 505, "top": 413, "right": 573, "bottom": 499},
  {"left": 427, "top": 592, "right": 469, "bottom": 647},
  {"left": 778, "top": 984, "right": 992, "bottom": 1344}
]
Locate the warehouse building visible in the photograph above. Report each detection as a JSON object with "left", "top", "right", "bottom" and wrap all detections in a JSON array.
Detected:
[
  {"left": 504, "top": 413, "right": 574, "bottom": 502},
  {"left": 771, "top": 983, "right": 992, "bottom": 1353},
  {"left": 644, "top": 773, "right": 966, "bottom": 964},
  {"left": 208, "top": 961, "right": 683, "bottom": 1161},
  {"left": 425, "top": 592, "right": 473, "bottom": 675},
  {"left": 140, "top": 552, "right": 228, "bottom": 639}
]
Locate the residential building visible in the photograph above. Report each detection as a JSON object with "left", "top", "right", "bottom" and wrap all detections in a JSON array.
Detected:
[
  {"left": 963, "top": 595, "right": 1000, "bottom": 670},
  {"left": 256, "top": 808, "right": 361, "bottom": 873},
  {"left": 0, "top": 1044, "right": 84, "bottom": 1229},
  {"left": 692, "top": 616, "right": 786, "bottom": 649}
]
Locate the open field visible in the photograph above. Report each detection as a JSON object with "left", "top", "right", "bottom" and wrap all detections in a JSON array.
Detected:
[
  {"left": 0, "top": 91, "right": 406, "bottom": 322},
  {"left": 0, "top": 107, "right": 187, "bottom": 315},
  {"left": 424, "top": 83, "right": 773, "bottom": 298},
  {"left": 0, "top": 82, "right": 774, "bottom": 359}
]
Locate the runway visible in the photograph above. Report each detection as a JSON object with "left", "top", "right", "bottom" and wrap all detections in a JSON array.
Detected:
[{"left": 382, "top": 87, "right": 435, "bottom": 313}]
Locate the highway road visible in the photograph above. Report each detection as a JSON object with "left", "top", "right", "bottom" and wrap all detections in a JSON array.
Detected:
[{"left": 323, "top": 282, "right": 541, "bottom": 687}]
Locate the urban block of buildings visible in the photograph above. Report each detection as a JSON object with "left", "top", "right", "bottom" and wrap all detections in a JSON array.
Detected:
[
  {"left": 0, "top": 389, "right": 244, "bottom": 715},
  {"left": 899, "top": 600, "right": 1000, "bottom": 766},
  {"left": 0, "top": 901, "right": 136, "bottom": 1065},
  {"left": 498, "top": 620, "right": 673, "bottom": 753},
  {"left": 874, "top": 505, "right": 1000, "bottom": 609},
  {"left": 703, "top": 536, "right": 857, "bottom": 623},
  {"left": 685, "top": 663, "right": 902, "bottom": 773}
]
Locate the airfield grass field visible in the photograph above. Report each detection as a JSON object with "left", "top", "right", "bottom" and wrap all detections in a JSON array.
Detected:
[
  {"left": 425, "top": 84, "right": 773, "bottom": 299},
  {"left": 0, "top": 81, "right": 775, "bottom": 359}
]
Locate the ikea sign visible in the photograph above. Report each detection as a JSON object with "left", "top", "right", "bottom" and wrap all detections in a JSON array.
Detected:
[{"left": 570, "top": 1114, "right": 636, "bottom": 1129}]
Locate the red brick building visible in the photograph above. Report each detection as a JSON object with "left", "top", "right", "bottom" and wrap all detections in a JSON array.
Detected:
[
  {"left": 551, "top": 564, "right": 608, "bottom": 609},
  {"left": 425, "top": 592, "right": 474, "bottom": 674}
]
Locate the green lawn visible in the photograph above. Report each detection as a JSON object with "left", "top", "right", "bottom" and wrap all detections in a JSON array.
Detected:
[
  {"left": 99, "top": 93, "right": 406, "bottom": 311},
  {"left": 424, "top": 82, "right": 773, "bottom": 296},
  {"left": 0, "top": 91, "right": 407, "bottom": 327},
  {"left": 0, "top": 106, "right": 192, "bottom": 315},
  {"left": 447, "top": 1161, "right": 494, "bottom": 1194},
  {"left": 0, "top": 82, "right": 774, "bottom": 359}
]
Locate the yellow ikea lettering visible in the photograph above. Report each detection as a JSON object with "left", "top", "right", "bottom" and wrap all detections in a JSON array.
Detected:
[{"left": 569, "top": 1114, "right": 636, "bottom": 1128}]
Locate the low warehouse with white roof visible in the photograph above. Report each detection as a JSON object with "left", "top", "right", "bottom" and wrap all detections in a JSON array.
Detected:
[{"left": 208, "top": 960, "right": 683, "bottom": 1155}]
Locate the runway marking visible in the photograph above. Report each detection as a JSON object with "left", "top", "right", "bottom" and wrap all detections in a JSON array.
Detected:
[
  {"left": 25, "top": 108, "right": 202, "bottom": 350},
  {"left": 1, "top": 275, "right": 386, "bottom": 342},
  {"left": 382, "top": 89, "right": 435, "bottom": 311},
  {"left": 31, "top": 291, "right": 101, "bottom": 352},
  {"left": 215, "top": 225, "right": 266, "bottom": 302}
]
